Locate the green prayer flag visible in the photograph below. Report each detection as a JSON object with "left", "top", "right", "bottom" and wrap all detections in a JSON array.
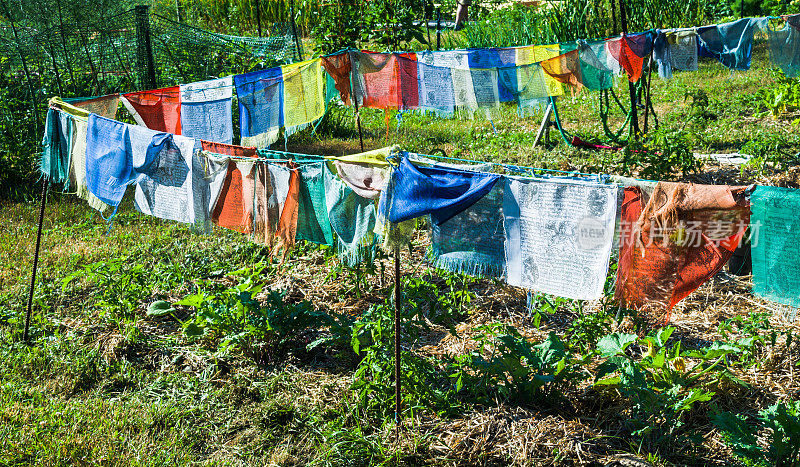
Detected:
[{"left": 751, "top": 186, "right": 800, "bottom": 307}]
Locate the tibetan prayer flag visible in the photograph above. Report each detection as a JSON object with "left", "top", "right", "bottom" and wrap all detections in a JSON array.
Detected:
[
  {"left": 616, "top": 183, "right": 750, "bottom": 318},
  {"left": 379, "top": 153, "right": 500, "bottom": 225},
  {"left": 516, "top": 44, "right": 564, "bottom": 97},
  {"left": 430, "top": 180, "right": 506, "bottom": 278},
  {"left": 41, "top": 108, "right": 73, "bottom": 185},
  {"left": 282, "top": 58, "right": 326, "bottom": 137},
  {"left": 321, "top": 52, "right": 352, "bottom": 105},
  {"left": 234, "top": 67, "right": 284, "bottom": 148},
  {"left": 697, "top": 18, "right": 767, "bottom": 71},
  {"left": 397, "top": 54, "right": 420, "bottom": 110},
  {"left": 503, "top": 176, "right": 618, "bottom": 300},
  {"left": 767, "top": 20, "right": 800, "bottom": 78},
  {"left": 121, "top": 86, "right": 181, "bottom": 134},
  {"left": 606, "top": 33, "right": 654, "bottom": 83},
  {"left": 751, "top": 186, "right": 800, "bottom": 307},
  {"left": 180, "top": 76, "right": 234, "bottom": 144},
  {"left": 133, "top": 133, "right": 207, "bottom": 227},
  {"left": 325, "top": 167, "right": 377, "bottom": 266},
  {"left": 498, "top": 63, "right": 549, "bottom": 115},
  {"left": 65, "top": 93, "right": 120, "bottom": 119},
  {"left": 415, "top": 59, "right": 456, "bottom": 116},
  {"left": 296, "top": 161, "right": 334, "bottom": 245},
  {"left": 268, "top": 162, "right": 300, "bottom": 251},
  {"left": 351, "top": 51, "right": 400, "bottom": 109},
  {"left": 208, "top": 156, "right": 258, "bottom": 234},
  {"left": 85, "top": 114, "right": 188, "bottom": 207},
  {"left": 327, "top": 146, "right": 393, "bottom": 200},
  {"left": 541, "top": 49, "right": 582, "bottom": 90},
  {"left": 577, "top": 42, "right": 614, "bottom": 91},
  {"left": 466, "top": 48, "right": 516, "bottom": 102},
  {"left": 67, "top": 116, "right": 111, "bottom": 213}
]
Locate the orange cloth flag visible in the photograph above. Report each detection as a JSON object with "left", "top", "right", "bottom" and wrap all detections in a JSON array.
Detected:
[
  {"left": 540, "top": 49, "right": 583, "bottom": 91},
  {"left": 616, "top": 183, "right": 750, "bottom": 320},
  {"left": 321, "top": 52, "right": 352, "bottom": 105},
  {"left": 201, "top": 141, "right": 259, "bottom": 234},
  {"left": 121, "top": 87, "right": 181, "bottom": 134}
]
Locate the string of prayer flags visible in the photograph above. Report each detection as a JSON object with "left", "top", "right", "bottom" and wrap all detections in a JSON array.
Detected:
[
  {"left": 121, "top": 87, "right": 181, "bottom": 134},
  {"left": 750, "top": 186, "right": 800, "bottom": 307},
  {"left": 615, "top": 182, "right": 750, "bottom": 319},
  {"left": 234, "top": 67, "right": 284, "bottom": 148},
  {"left": 378, "top": 153, "right": 500, "bottom": 225},
  {"left": 180, "top": 77, "right": 234, "bottom": 144},
  {"left": 503, "top": 176, "right": 618, "bottom": 300}
]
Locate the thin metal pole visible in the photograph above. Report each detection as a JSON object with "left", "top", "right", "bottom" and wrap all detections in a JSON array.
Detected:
[
  {"left": 643, "top": 52, "right": 654, "bottom": 133},
  {"left": 618, "top": 0, "right": 639, "bottom": 137},
  {"left": 24, "top": 177, "right": 49, "bottom": 343},
  {"left": 352, "top": 79, "right": 366, "bottom": 152},
  {"left": 135, "top": 5, "right": 158, "bottom": 90},
  {"left": 393, "top": 244, "right": 402, "bottom": 435}
]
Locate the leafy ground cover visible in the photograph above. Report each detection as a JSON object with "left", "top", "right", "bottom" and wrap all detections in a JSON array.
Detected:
[{"left": 2, "top": 55, "right": 800, "bottom": 466}]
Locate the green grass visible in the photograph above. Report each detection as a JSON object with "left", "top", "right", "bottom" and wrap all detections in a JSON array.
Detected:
[{"left": 1, "top": 54, "right": 799, "bottom": 465}]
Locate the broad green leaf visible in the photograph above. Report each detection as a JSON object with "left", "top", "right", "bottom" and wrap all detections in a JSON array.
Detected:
[
  {"left": 147, "top": 300, "right": 174, "bottom": 317},
  {"left": 183, "top": 322, "right": 205, "bottom": 337},
  {"left": 596, "top": 332, "right": 638, "bottom": 357}
]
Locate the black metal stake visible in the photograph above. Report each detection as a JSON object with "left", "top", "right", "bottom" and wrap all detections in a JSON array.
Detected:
[
  {"left": 24, "top": 177, "right": 49, "bottom": 343},
  {"left": 618, "top": 0, "right": 639, "bottom": 137},
  {"left": 352, "top": 87, "right": 366, "bottom": 152},
  {"left": 134, "top": 5, "right": 158, "bottom": 90},
  {"left": 643, "top": 52, "right": 654, "bottom": 133},
  {"left": 393, "top": 244, "right": 402, "bottom": 438}
]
